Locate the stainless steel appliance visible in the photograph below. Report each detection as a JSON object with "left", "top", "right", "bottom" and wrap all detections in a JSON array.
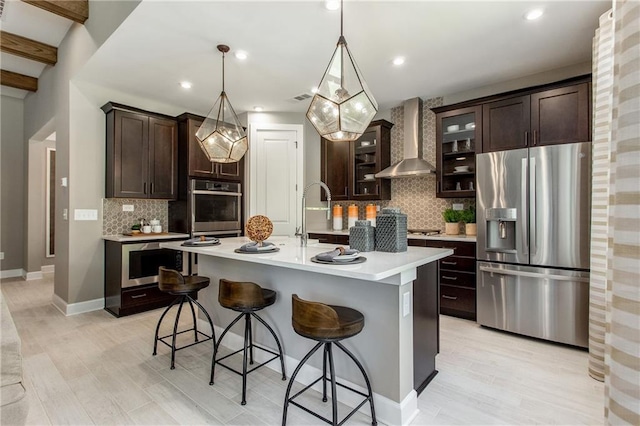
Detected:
[
  {"left": 122, "top": 242, "right": 187, "bottom": 288},
  {"left": 476, "top": 142, "right": 591, "bottom": 347},
  {"left": 190, "top": 179, "right": 242, "bottom": 236}
]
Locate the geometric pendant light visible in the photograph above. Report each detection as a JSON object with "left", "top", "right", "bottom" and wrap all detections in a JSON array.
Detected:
[
  {"left": 306, "top": 0, "right": 378, "bottom": 142},
  {"left": 195, "top": 44, "right": 248, "bottom": 163}
]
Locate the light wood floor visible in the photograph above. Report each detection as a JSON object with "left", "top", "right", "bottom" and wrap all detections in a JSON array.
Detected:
[{"left": 1, "top": 275, "right": 604, "bottom": 425}]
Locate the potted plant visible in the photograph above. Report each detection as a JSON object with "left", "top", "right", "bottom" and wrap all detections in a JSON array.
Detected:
[
  {"left": 461, "top": 205, "right": 476, "bottom": 236},
  {"left": 442, "top": 208, "right": 462, "bottom": 235}
]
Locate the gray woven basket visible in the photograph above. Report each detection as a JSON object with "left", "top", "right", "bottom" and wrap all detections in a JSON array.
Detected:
[
  {"left": 349, "top": 220, "right": 375, "bottom": 252},
  {"left": 375, "top": 208, "right": 407, "bottom": 252}
]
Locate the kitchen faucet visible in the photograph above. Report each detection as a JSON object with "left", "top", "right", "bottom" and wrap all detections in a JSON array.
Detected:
[{"left": 296, "top": 181, "right": 332, "bottom": 247}]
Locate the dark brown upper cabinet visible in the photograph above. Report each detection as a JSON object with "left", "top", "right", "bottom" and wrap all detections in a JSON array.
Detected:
[
  {"left": 103, "top": 103, "right": 178, "bottom": 199},
  {"left": 483, "top": 82, "right": 590, "bottom": 153},
  {"left": 435, "top": 105, "right": 482, "bottom": 198},
  {"left": 320, "top": 119, "right": 393, "bottom": 201},
  {"left": 177, "top": 113, "right": 244, "bottom": 183}
]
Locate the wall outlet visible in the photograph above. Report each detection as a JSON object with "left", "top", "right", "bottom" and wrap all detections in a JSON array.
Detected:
[
  {"left": 402, "top": 292, "right": 411, "bottom": 317},
  {"left": 122, "top": 204, "right": 134, "bottom": 212},
  {"left": 74, "top": 209, "right": 98, "bottom": 221},
  {"left": 452, "top": 203, "right": 464, "bottom": 211},
  {"left": 0, "top": 252, "right": 4, "bottom": 261},
  {"left": 61, "top": 177, "right": 68, "bottom": 187},
  {"left": 63, "top": 208, "right": 68, "bottom": 220}
]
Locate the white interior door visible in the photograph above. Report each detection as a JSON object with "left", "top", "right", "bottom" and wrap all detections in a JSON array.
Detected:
[{"left": 249, "top": 124, "right": 303, "bottom": 236}]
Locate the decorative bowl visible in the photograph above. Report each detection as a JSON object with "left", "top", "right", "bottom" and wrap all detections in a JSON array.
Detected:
[
  {"left": 465, "top": 122, "right": 476, "bottom": 130},
  {"left": 245, "top": 215, "right": 273, "bottom": 244},
  {"left": 361, "top": 141, "right": 371, "bottom": 146},
  {"left": 454, "top": 166, "right": 470, "bottom": 172},
  {"left": 364, "top": 174, "right": 375, "bottom": 180},
  {"left": 447, "top": 125, "right": 460, "bottom": 132}
]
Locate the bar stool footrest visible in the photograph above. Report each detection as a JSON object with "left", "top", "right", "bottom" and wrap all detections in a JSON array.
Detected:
[
  {"left": 216, "top": 344, "right": 281, "bottom": 377},
  {"left": 287, "top": 375, "right": 372, "bottom": 426},
  {"left": 157, "top": 329, "right": 214, "bottom": 352}
]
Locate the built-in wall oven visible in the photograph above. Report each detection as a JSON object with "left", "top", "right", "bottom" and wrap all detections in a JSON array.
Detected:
[
  {"left": 122, "top": 242, "right": 187, "bottom": 288},
  {"left": 191, "top": 179, "right": 242, "bottom": 236}
]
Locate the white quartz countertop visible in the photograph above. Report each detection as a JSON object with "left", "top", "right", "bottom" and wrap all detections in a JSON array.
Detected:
[
  {"left": 160, "top": 236, "right": 452, "bottom": 283},
  {"left": 307, "top": 229, "right": 476, "bottom": 243},
  {"left": 102, "top": 233, "right": 190, "bottom": 242}
]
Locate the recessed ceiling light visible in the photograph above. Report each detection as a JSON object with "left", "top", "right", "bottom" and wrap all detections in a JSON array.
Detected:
[
  {"left": 311, "top": 86, "right": 319, "bottom": 94},
  {"left": 524, "top": 8, "right": 544, "bottom": 20},
  {"left": 253, "top": 106, "right": 263, "bottom": 112},
  {"left": 235, "top": 50, "right": 248, "bottom": 60},
  {"left": 392, "top": 57, "right": 405, "bottom": 66},
  {"left": 325, "top": 1, "right": 340, "bottom": 11},
  {"left": 180, "top": 81, "right": 192, "bottom": 89}
]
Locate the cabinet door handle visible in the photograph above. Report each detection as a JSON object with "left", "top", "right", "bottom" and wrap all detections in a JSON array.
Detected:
[
  {"left": 131, "top": 293, "right": 147, "bottom": 299},
  {"left": 524, "top": 131, "right": 529, "bottom": 146},
  {"left": 143, "top": 182, "right": 147, "bottom": 194},
  {"left": 533, "top": 130, "right": 538, "bottom": 146},
  {"left": 441, "top": 261, "right": 457, "bottom": 266},
  {"left": 344, "top": 186, "right": 348, "bottom": 196},
  {"left": 150, "top": 182, "right": 154, "bottom": 194},
  {"left": 442, "top": 295, "right": 458, "bottom": 300},
  {"left": 442, "top": 275, "right": 458, "bottom": 281}
]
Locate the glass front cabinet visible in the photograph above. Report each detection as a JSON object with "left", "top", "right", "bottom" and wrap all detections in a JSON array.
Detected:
[{"left": 435, "top": 106, "right": 482, "bottom": 198}]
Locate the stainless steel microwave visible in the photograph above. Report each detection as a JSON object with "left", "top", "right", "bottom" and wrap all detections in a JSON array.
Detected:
[{"left": 122, "top": 242, "right": 187, "bottom": 288}]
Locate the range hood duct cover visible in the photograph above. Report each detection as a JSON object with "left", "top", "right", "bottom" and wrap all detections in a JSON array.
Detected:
[{"left": 375, "top": 97, "right": 436, "bottom": 179}]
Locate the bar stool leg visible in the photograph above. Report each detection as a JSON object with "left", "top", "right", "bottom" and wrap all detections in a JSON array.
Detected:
[
  {"left": 327, "top": 342, "right": 338, "bottom": 426},
  {"left": 189, "top": 296, "right": 217, "bottom": 346},
  {"left": 247, "top": 313, "right": 254, "bottom": 365},
  {"left": 241, "top": 313, "right": 251, "bottom": 405},
  {"left": 153, "top": 296, "right": 182, "bottom": 356},
  {"left": 251, "top": 313, "right": 287, "bottom": 380},
  {"left": 170, "top": 296, "right": 186, "bottom": 370},
  {"left": 186, "top": 296, "right": 199, "bottom": 342},
  {"left": 210, "top": 312, "right": 244, "bottom": 385},
  {"left": 282, "top": 341, "right": 323, "bottom": 426},
  {"left": 336, "top": 341, "right": 377, "bottom": 426},
  {"left": 322, "top": 343, "right": 329, "bottom": 402}
]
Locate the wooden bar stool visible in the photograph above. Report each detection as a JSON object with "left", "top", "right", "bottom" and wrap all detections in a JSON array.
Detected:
[
  {"left": 211, "top": 279, "right": 286, "bottom": 405},
  {"left": 282, "top": 295, "right": 376, "bottom": 426},
  {"left": 153, "top": 267, "right": 215, "bottom": 369}
]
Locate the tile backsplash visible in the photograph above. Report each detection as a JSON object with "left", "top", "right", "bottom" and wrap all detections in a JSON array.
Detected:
[
  {"left": 102, "top": 199, "right": 169, "bottom": 235},
  {"left": 329, "top": 97, "right": 473, "bottom": 232}
]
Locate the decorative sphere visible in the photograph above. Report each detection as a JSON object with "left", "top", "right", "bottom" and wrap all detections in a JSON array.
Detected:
[{"left": 245, "top": 215, "right": 273, "bottom": 244}]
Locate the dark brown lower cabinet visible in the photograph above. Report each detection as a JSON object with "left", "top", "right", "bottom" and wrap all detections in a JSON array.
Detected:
[
  {"left": 409, "top": 239, "right": 477, "bottom": 321},
  {"left": 413, "top": 261, "right": 439, "bottom": 394},
  {"left": 307, "top": 232, "right": 349, "bottom": 245}
]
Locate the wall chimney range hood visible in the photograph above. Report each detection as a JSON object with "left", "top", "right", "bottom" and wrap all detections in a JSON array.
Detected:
[{"left": 375, "top": 97, "right": 436, "bottom": 179}]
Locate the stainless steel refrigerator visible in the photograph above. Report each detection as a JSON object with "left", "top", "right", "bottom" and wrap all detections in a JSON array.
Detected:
[{"left": 476, "top": 142, "right": 591, "bottom": 348}]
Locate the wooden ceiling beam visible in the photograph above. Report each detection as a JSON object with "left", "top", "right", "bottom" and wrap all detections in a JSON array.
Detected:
[
  {"left": 21, "top": 0, "right": 88, "bottom": 24},
  {"left": 1, "top": 69, "right": 38, "bottom": 92},
  {"left": 0, "top": 31, "right": 57, "bottom": 65}
]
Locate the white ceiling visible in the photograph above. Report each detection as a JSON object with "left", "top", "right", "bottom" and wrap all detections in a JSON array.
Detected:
[
  {"left": 6, "top": 1, "right": 611, "bottom": 113},
  {"left": 0, "top": 0, "right": 73, "bottom": 99}
]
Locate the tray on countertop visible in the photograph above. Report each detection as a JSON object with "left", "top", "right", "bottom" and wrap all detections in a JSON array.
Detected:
[{"left": 310, "top": 256, "right": 367, "bottom": 265}]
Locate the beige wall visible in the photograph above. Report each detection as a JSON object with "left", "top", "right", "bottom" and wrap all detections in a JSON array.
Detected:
[
  {"left": 0, "top": 96, "right": 25, "bottom": 273},
  {"left": 22, "top": 0, "right": 141, "bottom": 307},
  {"left": 26, "top": 138, "right": 56, "bottom": 273}
]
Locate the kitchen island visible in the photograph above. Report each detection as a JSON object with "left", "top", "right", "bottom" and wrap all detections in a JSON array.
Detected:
[{"left": 160, "top": 237, "right": 452, "bottom": 425}]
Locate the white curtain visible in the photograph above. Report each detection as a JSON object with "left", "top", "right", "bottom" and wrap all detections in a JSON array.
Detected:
[{"left": 590, "top": 1, "right": 640, "bottom": 424}]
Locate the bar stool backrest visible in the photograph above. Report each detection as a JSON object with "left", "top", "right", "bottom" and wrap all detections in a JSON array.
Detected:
[
  {"left": 158, "top": 267, "right": 186, "bottom": 293},
  {"left": 218, "top": 279, "right": 266, "bottom": 309},
  {"left": 292, "top": 294, "right": 340, "bottom": 337}
]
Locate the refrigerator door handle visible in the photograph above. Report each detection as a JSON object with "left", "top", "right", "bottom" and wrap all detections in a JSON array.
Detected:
[
  {"left": 520, "top": 158, "right": 528, "bottom": 256},
  {"left": 479, "top": 265, "right": 589, "bottom": 283},
  {"left": 530, "top": 157, "right": 537, "bottom": 257}
]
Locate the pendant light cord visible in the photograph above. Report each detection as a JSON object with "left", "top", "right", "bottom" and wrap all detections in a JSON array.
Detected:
[
  {"left": 221, "top": 50, "right": 225, "bottom": 93},
  {"left": 340, "top": 0, "right": 343, "bottom": 37}
]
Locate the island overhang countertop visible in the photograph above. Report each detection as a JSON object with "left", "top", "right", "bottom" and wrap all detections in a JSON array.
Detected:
[{"left": 160, "top": 236, "right": 453, "bottom": 283}]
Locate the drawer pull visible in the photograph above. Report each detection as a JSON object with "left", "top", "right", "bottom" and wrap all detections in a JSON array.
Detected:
[
  {"left": 442, "top": 275, "right": 458, "bottom": 281},
  {"left": 131, "top": 293, "right": 147, "bottom": 299},
  {"left": 442, "top": 295, "right": 458, "bottom": 300},
  {"left": 441, "top": 261, "right": 457, "bottom": 266}
]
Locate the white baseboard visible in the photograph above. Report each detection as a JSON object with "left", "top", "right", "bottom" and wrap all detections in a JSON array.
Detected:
[
  {"left": 41, "top": 265, "right": 55, "bottom": 274},
  {"left": 24, "top": 271, "right": 43, "bottom": 280},
  {"left": 52, "top": 293, "right": 104, "bottom": 316},
  {"left": 198, "top": 319, "right": 416, "bottom": 425},
  {"left": 0, "top": 269, "right": 25, "bottom": 279}
]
